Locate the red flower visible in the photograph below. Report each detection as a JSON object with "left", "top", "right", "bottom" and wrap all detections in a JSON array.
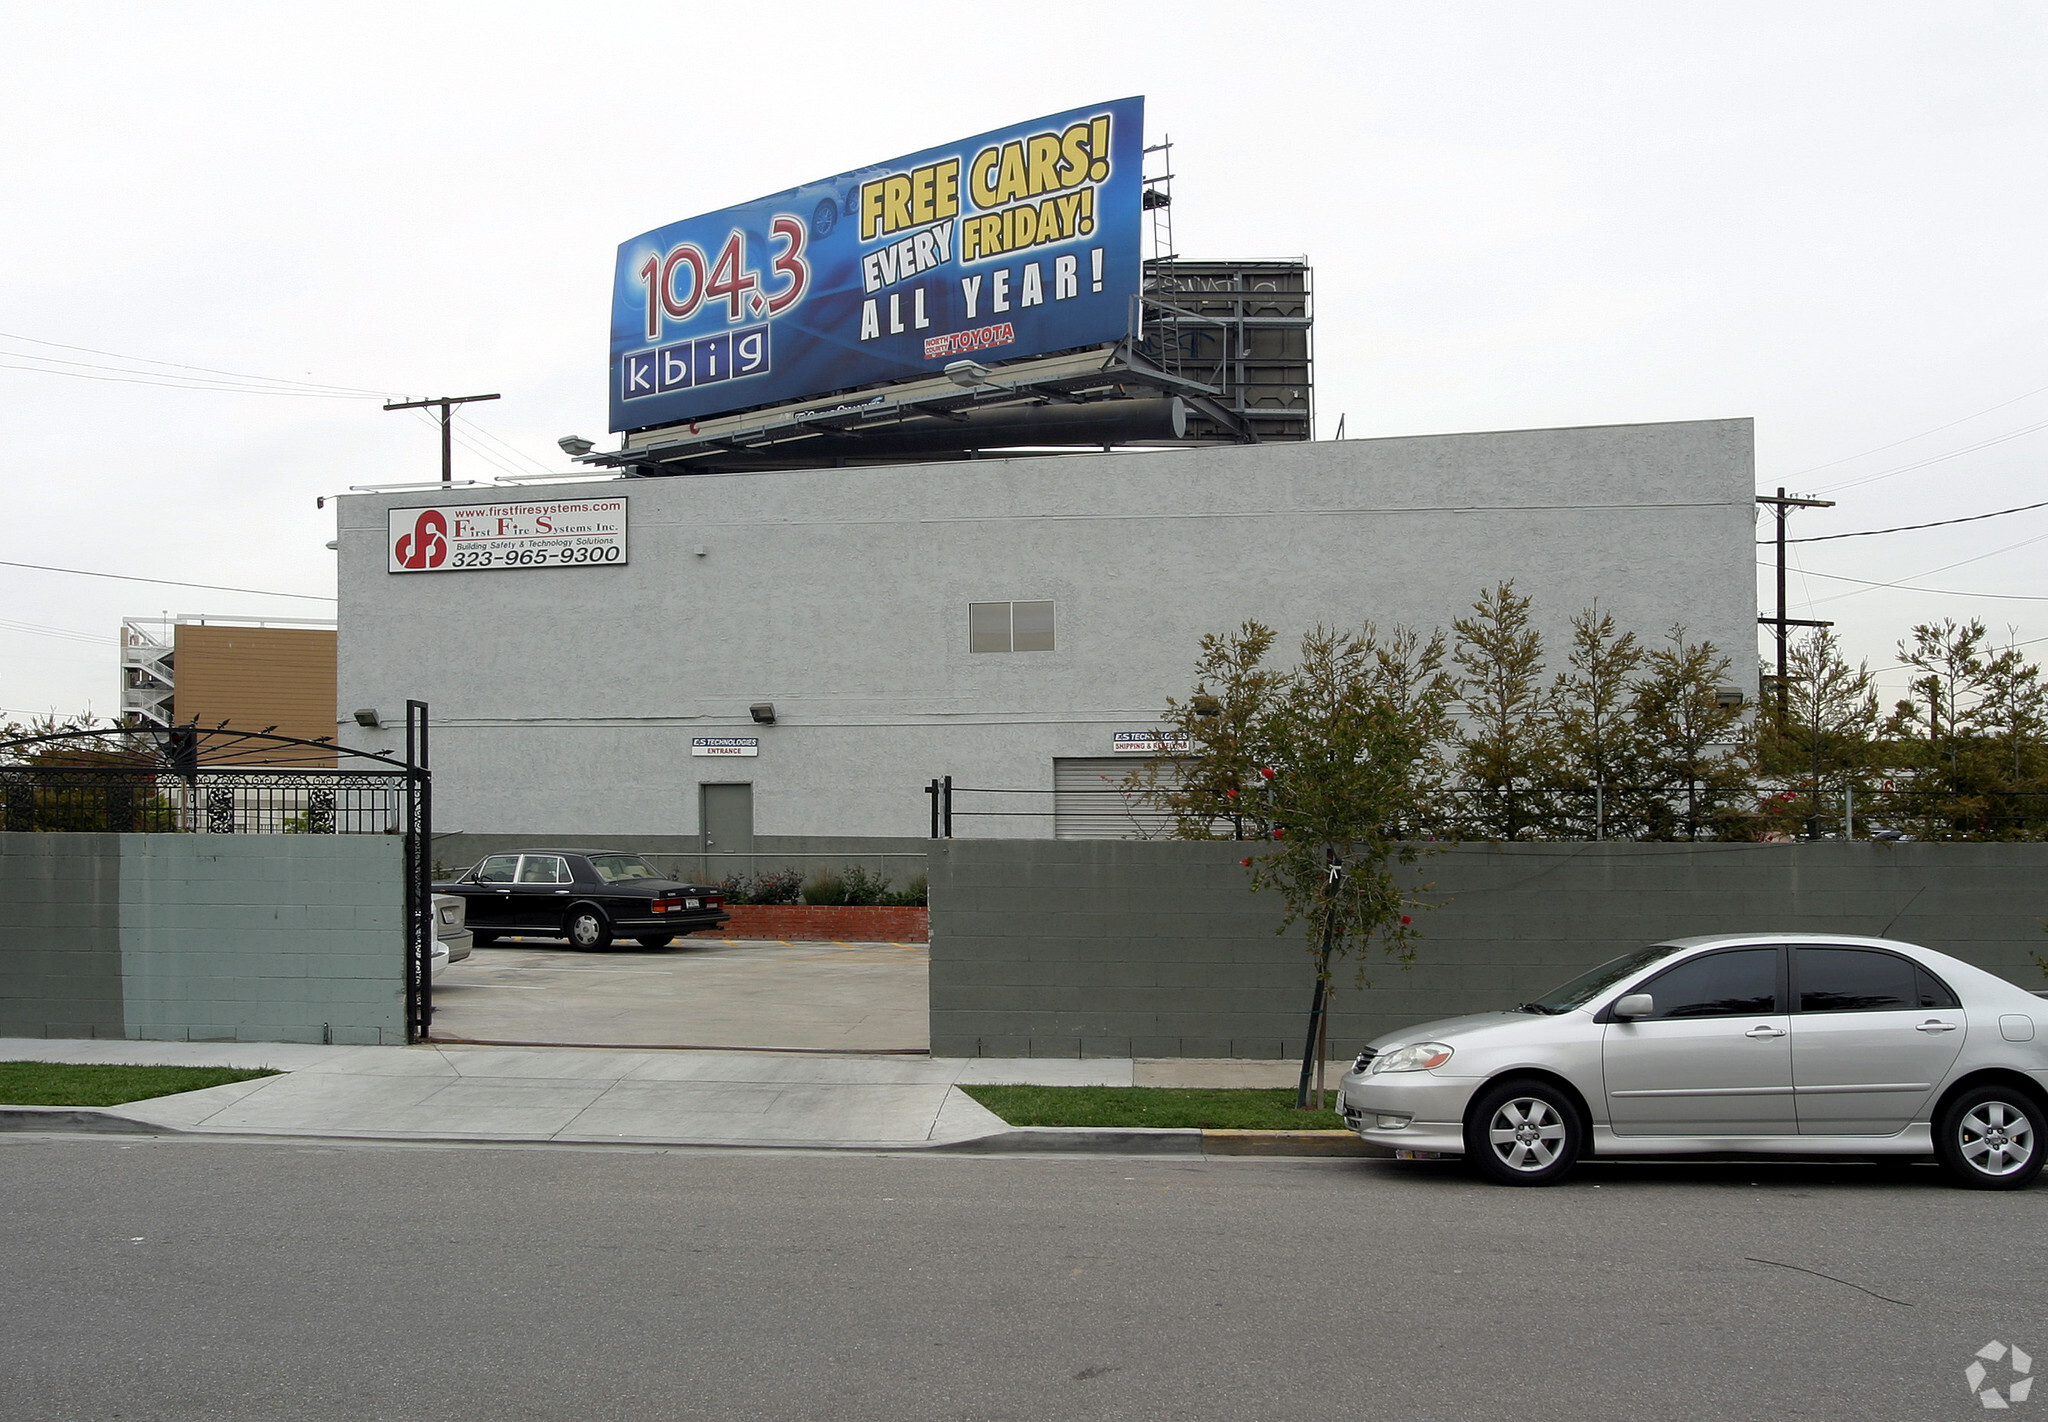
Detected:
[
  {"left": 1225, "top": 788, "right": 1239, "bottom": 799},
  {"left": 1272, "top": 828, "right": 1285, "bottom": 839},
  {"left": 1259, "top": 766, "right": 1276, "bottom": 779},
  {"left": 1400, "top": 915, "right": 1412, "bottom": 925},
  {"left": 1239, "top": 857, "right": 1252, "bottom": 867}
]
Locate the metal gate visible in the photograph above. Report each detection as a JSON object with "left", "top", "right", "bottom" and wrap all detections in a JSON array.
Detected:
[{"left": 0, "top": 703, "right": 438, "bottom": 1041}]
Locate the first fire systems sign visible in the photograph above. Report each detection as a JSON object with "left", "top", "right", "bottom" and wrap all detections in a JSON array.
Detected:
[{"left": 387, "top": 498, "right": 629, "bottom": 573}]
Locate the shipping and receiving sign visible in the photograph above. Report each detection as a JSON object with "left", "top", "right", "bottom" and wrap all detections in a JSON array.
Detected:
[
  {"left": 1113, "top": 731, "right": 1193, "bottom": 754},
  {"left": 691, "top": 738, "right": 760, "bottom": 757},
  {"left": 609, "top": 97, "right": 1144, "bottom": 433},
  {"left": 387, "top": 498, "right": 628, "bottom": 573}
]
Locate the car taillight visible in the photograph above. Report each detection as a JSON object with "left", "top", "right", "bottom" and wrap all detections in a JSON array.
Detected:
[{"left": 705, "top": 895, "right": 722, "bottom": 908}]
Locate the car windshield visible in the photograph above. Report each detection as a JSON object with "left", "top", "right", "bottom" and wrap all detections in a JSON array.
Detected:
[
  {"left": 587, "top": 854, "right": 665, "bottom": 884},
  {"left": 1519, "top": 945, "right": 1680, "bottom": 1014}
]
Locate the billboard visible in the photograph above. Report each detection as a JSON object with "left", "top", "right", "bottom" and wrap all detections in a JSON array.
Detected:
[
  {"left": 387, "top": 498, "right": 628, "bottom": 573},
  {"left": 609, "top": 97, "right": 1143, "bottom": 433}
]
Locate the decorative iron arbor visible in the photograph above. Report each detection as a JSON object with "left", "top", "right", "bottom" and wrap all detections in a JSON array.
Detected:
[{"left": 0, "top": 703, "right": 437, "bottom": 1041}]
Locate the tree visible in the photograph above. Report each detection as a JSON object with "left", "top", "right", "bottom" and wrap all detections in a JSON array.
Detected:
[
  {"left": 1882, "top": 620, "right": 2048, "bottom": 838},
  {"left": 1248, "top": 627, "right": 1438, "bottom": 1108},
  {"left": 1117, "top": 621, "right": 1285, "bottom": 840},
  {"left": 1632, "top": 626, "right": 1755, "bottom": 840},
  {"left": 1131, "top": 624, "right": 1442, "bottom": 1110},
  {"left": 1451, "top": 582, "right": 1558, "bottom": 839},
  {"left": 1756, "top": 627, "right": 1880, "bottom": 838},
  {"left": 1548, "top": 606, "right": 1648, "bottom": 840}
]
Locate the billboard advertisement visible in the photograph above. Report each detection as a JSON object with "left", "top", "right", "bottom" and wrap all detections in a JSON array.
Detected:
[
  {"left": 387, "top": 498, "right": 628, "bottom": 573},
  {"left": 609, "top": 97, "right": 1144, "bottom": 433}
]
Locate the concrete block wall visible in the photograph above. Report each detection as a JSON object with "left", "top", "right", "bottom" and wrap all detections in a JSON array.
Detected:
[
  {"left": 927, "top": 839, "right": 2048, "bottom": 1059},
  {"left": 0, "top": 832, "right": 406, "bottom": 1044}
]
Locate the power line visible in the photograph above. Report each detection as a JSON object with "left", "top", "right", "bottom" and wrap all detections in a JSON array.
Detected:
[
  {"left": 0, "top": 559, "right": 335, "bottom": 602},
  {"left": 0, "top": 329, "right": 393, "bottom": 396},
  {"left": 0, "top": 361, "right": 388, "bottom": 399},
  {"left": 1759, "top": 497, "right": 2048, "bottom": 545},
  {"left": 1783, "top": 377, "right": 2048, "bottom": 481},
  {"left": 1761, "top": 563, "right": 2048, "bottom": 602},
  {"left": 1812, "top": 417, "right": 2048, "bottom": 495}
]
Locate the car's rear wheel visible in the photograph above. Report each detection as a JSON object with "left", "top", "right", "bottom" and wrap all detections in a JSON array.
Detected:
[
  {"left": 1935, "top": 1084, "right": 2044, "bottom": 1190},
  {"left": 635, "top": 935, "right": 675, "bottom": 949},
  {"left": 1465, "top": 1079, "right": 1584, "bottom": 1187},
  {"left": 565, "top": 908, "right": 612, "bottom": 951}
]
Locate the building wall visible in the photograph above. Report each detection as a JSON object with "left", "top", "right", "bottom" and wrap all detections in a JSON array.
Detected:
[
  {"left": 174, "top": 624, "right": 339, "bottom": 764},
  {"left": 926, "top": 839, "right": 2048, "bottom": 1059},
  {"left": 338, "top": 419, "right": 1754, "bottom": 839},
  {"left": 0, "top": 832, "right": 405, "bottom": 1044}
]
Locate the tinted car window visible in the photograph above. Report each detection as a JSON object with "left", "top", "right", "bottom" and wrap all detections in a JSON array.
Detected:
[
  {"left": 1795, "top": 947, "right": 1917, "bottom": 1013},
  {"left": 516, "top": 856, "right": 567, "bottom": 885},
  {"left": 1916, "top": 965, "right": 1961, "bottom": 1009},
  {"left": 1637, "top": 948, "right": 1779, "bottom": 1019},
  {"left": 476, "top": 855, "right": 518, "bottom": 884}
]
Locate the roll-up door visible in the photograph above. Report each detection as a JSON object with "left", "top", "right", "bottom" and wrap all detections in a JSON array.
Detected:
[{"left": 1053, "top": 758, "right": 1181, "bottom": 840}]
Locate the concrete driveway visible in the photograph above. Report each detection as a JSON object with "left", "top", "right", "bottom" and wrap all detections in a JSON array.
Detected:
[{"left": 426, "top": 937, "right": 929, "bottom": 1052}]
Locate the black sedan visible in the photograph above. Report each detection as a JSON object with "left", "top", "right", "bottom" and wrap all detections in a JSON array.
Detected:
[{"left": 434, "top": 849, "right": 729, "bottom": 950}]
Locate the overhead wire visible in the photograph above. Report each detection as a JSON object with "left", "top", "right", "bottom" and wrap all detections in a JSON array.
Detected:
[
  {"left": 1758, "top": 496, "right": 2048, "bottom": 545},
  {"left": 0, "top": 558, "right": 335, "bottom": 602},
  {"left": 0, "top": 329, "right": 395, "bottom": 397}
]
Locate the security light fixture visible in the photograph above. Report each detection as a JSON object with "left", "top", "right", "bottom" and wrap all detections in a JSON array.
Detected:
[
  {"left": 1715, "top": 688, "right": 1746, "bottom": 708},
  {"left": 944, "top": 360, "right": 992, "bottom": 388},
  {"left": 558, "top": 435, "right": 596, "bottom": 457},
  {"left": 749, "top": 703, "right": 776, "bottom": 725},
  {"left": 353, "top": 709, "right": 382, "bottom": 728},
  {"left": 1191, "top": 695, "right": 1222, "bottom": 718}
]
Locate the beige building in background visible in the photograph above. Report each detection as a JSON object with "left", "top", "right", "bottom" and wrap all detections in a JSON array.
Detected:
[{"left": 120, "top": 616, "right": 338, "bottom": 765}]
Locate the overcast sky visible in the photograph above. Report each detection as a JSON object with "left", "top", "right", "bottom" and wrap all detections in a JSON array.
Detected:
[{"left": 3, "top": 2, "right": 2044, "bottom": 722}]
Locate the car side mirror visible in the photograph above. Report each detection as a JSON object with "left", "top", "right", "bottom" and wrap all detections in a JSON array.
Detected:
[{"left": 1613, "top": 993, "right": 1655, "bottom": 1020}]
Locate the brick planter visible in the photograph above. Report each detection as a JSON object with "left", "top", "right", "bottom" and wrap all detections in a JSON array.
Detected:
[{"left": 704, "top": 904, "right": 928, "bottom": 943}]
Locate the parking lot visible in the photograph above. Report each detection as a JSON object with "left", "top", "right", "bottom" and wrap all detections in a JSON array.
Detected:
[{"left": 427, "top": 936, "right": 929, "bottom": 1052}]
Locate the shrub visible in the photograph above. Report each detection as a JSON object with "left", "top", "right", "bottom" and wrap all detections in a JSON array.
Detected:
[
  {"left": 800, "top": 865, "right": 894, "bottom": 906},
  {"left": 718, "top": 869, "right": 803, "bottom": 905},
  {"left": 880, "top": 873, "right": 928, "bottom": 907}
]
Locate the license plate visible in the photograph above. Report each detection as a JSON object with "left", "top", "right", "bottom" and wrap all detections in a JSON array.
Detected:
[{"left": 685, "top": 898, "right": 700, "bottom": 909}]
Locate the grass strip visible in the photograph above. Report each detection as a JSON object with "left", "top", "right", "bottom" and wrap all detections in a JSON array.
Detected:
[
  {"left": 961, "top": 1085, "right": 1345, "bottom": 1132},
  {"left": 0, "top": 1061, "right": 278, "bottom": 1108}
]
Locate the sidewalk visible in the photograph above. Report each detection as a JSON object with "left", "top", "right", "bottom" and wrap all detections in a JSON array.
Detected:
[{"left": 0, "top": 1038, "right": 1358, "bottom": 1151}]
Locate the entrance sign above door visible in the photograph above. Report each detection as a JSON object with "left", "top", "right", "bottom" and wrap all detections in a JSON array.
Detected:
[{"left": 691, "top": 737, "right": 760, "bottom": 757}]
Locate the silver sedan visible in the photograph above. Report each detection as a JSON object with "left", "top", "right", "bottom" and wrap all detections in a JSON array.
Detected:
[{"left": 1337, "top": 933, "right": 2048, "bottom": 1188}]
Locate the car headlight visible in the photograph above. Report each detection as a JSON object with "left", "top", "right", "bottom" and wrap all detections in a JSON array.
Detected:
[{"left": 1367, "top": 1042, "right": 1454, "bottom": 1074}]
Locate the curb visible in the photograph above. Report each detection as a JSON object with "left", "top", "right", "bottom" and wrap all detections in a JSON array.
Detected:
[
  {"left": 0, "top": 1106, "right": 164, "bottom": 1135},
  {"left": 0, "top": 1111, "right": 1383, "bottom": 1158}
]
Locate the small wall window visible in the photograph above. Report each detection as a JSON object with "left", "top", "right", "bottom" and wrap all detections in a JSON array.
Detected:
[{"left": 970, "top": 600, "right": 1055, "bottom": 653}]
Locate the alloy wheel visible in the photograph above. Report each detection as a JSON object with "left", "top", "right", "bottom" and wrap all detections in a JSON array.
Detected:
[
  {"left": 1488, "top": 1097, "right": 1567, "bottom": 1173},
  {"left": 1959, "top": 1100, "right": 2035, "bottom": 1178}
]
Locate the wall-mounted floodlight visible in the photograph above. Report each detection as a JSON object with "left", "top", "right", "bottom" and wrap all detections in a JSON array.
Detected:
[
  {"left": 1714, "top": 688, "right": 1746, "bottom": 708},
  {"left": 353, "top": 708, "right": 382, "bottom": 728},
  {"left": 558, "top": 435, "right": 596, "bottom": 457},
  {"left": 749, "top": 703, "right": 776, "bottom": 725},
  {"left": 944, "top": 360, "right": 992, "bottom": 388},
  {"left": 1191, "top": 695, "right": 1222, "bottom": 718}
]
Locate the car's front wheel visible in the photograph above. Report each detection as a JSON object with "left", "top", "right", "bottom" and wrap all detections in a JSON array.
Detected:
[
  {"left": 1464, "top": 1079, "right": 1584, "bottom": 1186},
  {"left": 1935, "top": 1084, "right": 2044, "bottom": 1190},
  {"left": 564, "top": 908, "right": 612, "bottom": 951}
]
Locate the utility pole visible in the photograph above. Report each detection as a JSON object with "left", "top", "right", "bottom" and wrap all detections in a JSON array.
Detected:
[
  {"left": 1756, "top": 487, "right": 1836, "bottom": 724},
  {"left": 382, "top": 393, "right": 501, "bottom": 483}
]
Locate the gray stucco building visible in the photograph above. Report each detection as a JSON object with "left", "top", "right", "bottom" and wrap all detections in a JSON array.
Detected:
[{"left": 335, "top": 417, "right": 1755, "bottom": 845}]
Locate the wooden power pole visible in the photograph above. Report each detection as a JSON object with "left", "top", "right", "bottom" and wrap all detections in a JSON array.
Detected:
[
  {"left": 1757, "top": 487, "right": 1836, "bottom": 722},
  {"left": 383, "top": 393, "right": 501, "bottom": 483}
]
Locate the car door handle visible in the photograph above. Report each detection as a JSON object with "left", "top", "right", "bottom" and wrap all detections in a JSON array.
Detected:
[
  {"left": 1915, "top": 1020, "right": 1958, "bottom": 1033},
  {"left": 1745, "top": 1025, "right": 1786, "bottom": 1039}
]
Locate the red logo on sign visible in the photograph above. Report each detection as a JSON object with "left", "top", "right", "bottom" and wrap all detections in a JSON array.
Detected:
[{"left": 395, "top": 509, "right": 448, "bottom": 569}]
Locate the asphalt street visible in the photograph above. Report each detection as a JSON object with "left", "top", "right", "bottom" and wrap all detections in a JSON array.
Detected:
[{"left": 0, "top": 1135, "right": 2040, "bottom": 1421}]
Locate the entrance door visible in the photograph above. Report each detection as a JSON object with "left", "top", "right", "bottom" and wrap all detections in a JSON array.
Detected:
[{"left": 700, "top": 783, "right": 754, "bottom": 860}]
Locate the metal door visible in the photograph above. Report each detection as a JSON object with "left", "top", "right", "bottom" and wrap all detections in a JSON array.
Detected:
[
  {"left": 1790, "top": 946, "right": 1968, "bottom": 1134},
  {"left": 1053, "top": 758, "right": 1179, "bottom": 839},
  {"left": 701, "top": 783, "right": 754, "bottom": 857},
  {"left": 1601, "top": 946, "right": 1796, "bottom": 1136}
]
